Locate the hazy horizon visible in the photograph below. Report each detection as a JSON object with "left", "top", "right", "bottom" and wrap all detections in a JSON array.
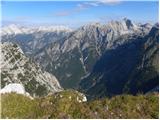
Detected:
[{"left": 1, "top": 1, "right": 159, "bottom": 28}]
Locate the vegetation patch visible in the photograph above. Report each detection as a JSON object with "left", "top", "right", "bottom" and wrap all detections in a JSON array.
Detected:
[{"left": 1, "top": 91, "right": 159, "bottom": 119}]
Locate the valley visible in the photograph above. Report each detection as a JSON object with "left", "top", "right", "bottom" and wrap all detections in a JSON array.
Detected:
[{"left": 1, "top": 18, "right": 159, "bottom": 119}]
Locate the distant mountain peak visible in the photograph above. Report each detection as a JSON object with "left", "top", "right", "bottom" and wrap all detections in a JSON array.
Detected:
[
  {"left": 36, "top": 25, "right": 72, "bottom": 32},
  {"left": 1, "top": 24, "right": 72, "bottom": 35},
  {"left": 123, "top": 18, "right": 134, "bottom": 29},
  {"left": 153, "top": 23, "right": 159, "bottom": 28}
]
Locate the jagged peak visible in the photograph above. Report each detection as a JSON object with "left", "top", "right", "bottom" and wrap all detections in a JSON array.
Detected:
[
  {"left": 106, "top": 18, "right": 137, "bottom": 30},
  {"left": 1, "top": 42, "right": 24, "bottom": 54},
  {"left": 79, "top": 18, "right": 138, "bottom": 31},
  {"left": 153, "top": 23, "right": 159, "bottom": 28},
  {"left": 122, "top": 18, "right": 134, "bottom": 28},
  {"left": 80, "top": 22, "right": 102, "bottom": 31},
  {"left": 140, "top": 23, "right": 152, "bottom": 28},
  {"left": 147, "top": 23, "right": 159, "bottom": 36}
]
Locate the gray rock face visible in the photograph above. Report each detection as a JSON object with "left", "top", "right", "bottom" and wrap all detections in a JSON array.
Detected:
[
  {"left": 79, "top": 24, "right": 159, "bottom": 99},
  {"left": 1, "top": 42, "right": 63, "bottom": 97},
  {"left": 33, "top": 19, "right": 152, "bottom": 88}
]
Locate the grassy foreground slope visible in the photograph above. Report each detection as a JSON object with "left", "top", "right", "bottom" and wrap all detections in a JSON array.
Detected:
[{"left": 1, "top": 90, "right": 159, "bottom": 119}]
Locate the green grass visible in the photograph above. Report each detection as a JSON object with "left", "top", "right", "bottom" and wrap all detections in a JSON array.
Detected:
[
  {"left": 1, "top": 91, "right": 159, "bottom": 119},
  {"left": 1, "top": 93, "right": 41, "bottom": 119}
]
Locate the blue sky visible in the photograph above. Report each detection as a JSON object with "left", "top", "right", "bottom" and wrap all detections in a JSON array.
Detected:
[{"left": 1, "top": 1, "right": 159, "bottom": 28}]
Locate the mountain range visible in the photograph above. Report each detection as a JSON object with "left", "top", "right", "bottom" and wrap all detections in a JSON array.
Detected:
[{"left": 1, "top": 18, "right": 159, "bottom": 99}]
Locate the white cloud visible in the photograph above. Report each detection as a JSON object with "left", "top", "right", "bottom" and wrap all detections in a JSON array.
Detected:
[
  {"left": 98, "top": 0, "right": 121, "bottom": 5},
  {"left": 77, "top": 0, "right": 121, "bottom": 9},
  {"left": 54, "top": 0, "right": 121, "bottom": 17},
  {"left": 55, "top": 2, "right": 90, "bottom": 17},
  {"left": 83, "top": 2, "right": 100, "bottom": 7}
]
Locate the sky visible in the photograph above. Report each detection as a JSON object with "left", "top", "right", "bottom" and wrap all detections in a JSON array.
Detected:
[{"left": 1, "top": 0, "right": 159, "bottom": 28}]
